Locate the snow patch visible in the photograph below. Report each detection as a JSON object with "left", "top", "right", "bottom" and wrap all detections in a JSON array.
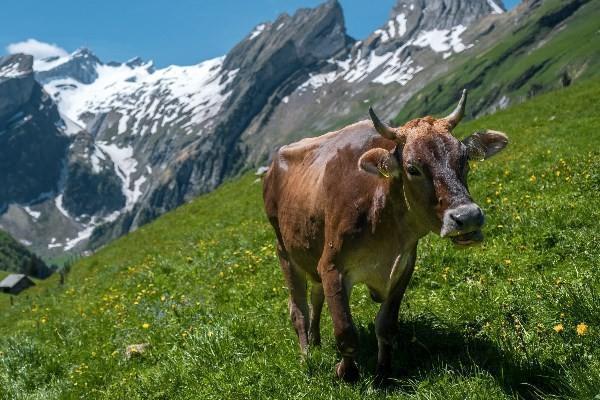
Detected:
[
  {"left": 64, "top": 225, "right": 95, "bottom": 251},
  {"left": 33, "top": 55, "right": 70, "bottom": 72},
  {"left": 55, "top": 194, "right": 70, "bottom": 218},
  {"left": 56, "top": 113, "right": 83, "bottom": 136},
  {"left": 250, "top": 24, "right": 267, "bottom": 39},
  {"left": 0, "top": 62, "right": 28, "bottom": 79},
  {"left": 118, "top": 114, "right": 130, "bottom": 134},
  {"left": 24, "top": 206, "right": 41, "bottom": 220},
  {"left": 412, "top": 25, "right": 470, "bottom": 53},
  {"left": 375, "top": 14, "right": 407, "bottom": 43},
  {"left": 90, "top": 145, "right": 106, "bottom": 173},
  {"left": 487, "top": 0, "right": 504, "bottom": 14},
  {"left": 96, "top": 142, "right": 145, "bottom": 208}
]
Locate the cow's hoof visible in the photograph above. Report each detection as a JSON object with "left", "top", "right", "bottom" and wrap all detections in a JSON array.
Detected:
[
  {"left": 374, "top": 369, "right": 392, "bottom": 386},
  {"left": 335, "top": 359, "right": 360, "bottom": 382}
]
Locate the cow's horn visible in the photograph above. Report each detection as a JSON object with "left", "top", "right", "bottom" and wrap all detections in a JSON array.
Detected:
[
  {"left": 444, "top": 89, "right": 467, "bottom": 129},
  {"left": 369, "top": 106, "right": 397, "bottom": 140}
]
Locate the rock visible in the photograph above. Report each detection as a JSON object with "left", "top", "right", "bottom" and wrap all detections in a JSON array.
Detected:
[
  {"left": 124, "top": 343, "right": 150, "bottom": 360},
  {"left": 62, "top": 132, "right": 125, "bottom": 216},
  {"left": 35, "top": 48, "right": 101, "bottom": 85},
  {"left": 0, "top": 54, "right": 36, "bottom": 120}
]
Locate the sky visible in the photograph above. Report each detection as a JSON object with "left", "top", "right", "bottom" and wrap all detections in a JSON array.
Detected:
[{"left": 1, "top": 0, "right": 520, "bottom": 68}]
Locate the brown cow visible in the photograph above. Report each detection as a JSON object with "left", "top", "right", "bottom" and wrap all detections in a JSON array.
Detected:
[{"left": 262, "top": 90, "right": 508, "bottom": 382}]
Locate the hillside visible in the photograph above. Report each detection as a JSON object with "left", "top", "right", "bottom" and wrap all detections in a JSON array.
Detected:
[
  {"left": 0, "top": 230, "right": 51, "bottom": 279},
  {"left": 0, "top": 78, "right": 599, "bottom": 398},
  {"left": 394, "top": 0, "right": 600, "bottom": 123}
]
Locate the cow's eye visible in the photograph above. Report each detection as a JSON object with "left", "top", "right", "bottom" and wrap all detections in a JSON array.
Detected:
[{"left": 407, "top": 165, "right": 421, "bottom": 176}]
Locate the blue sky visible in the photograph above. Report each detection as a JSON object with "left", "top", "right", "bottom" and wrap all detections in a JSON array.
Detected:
[{"left": 1, "top": 0, "right": 520, "bottom": 67}]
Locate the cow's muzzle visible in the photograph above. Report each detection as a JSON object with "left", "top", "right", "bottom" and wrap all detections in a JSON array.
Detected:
[{"left": 440, "top": 204, "right": 485, "bottom": 246}]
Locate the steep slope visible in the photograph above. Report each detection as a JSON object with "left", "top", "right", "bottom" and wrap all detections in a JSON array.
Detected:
[
  {"left": 0, "top": 79, "right": 598, "bottom": 398},
  {"left": 0, "top": 229, "right": 51, "bottom": 278},
  {"left": 393, "top": 0, "right": 600, "bottom": 122},
  {"left": 0, "top": 54, "right": 69, "bottom": 209}
]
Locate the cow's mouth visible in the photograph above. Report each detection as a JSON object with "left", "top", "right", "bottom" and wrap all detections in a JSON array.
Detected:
[{"left": 449, "top": 230, "right": 483, "bottom": 246}]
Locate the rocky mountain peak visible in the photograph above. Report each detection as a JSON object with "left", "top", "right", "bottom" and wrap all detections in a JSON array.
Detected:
[
  {"left": 0, "top": 53, "right": 33, "bottom": 80},
  {"left": 223, "top": 0, "right": 351, "bottom": 72},
  {"left": 35, "top": 48, "right": 102, "bottom": 84},
  {"left": 390, "top": 0, "right": 504, "bottom": 31},
  {"left": 0, "top": 54, "right": 35, "bottom": 120},
  {"left": 363, "top": 0, "right": 504, "bottom": 56}
]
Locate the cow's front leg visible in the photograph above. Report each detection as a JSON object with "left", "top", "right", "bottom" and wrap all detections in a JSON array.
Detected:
[
  {"left": 375, "top": 248, "right": 416, "bottom": 380},
  {"left": 277, "top": 245, "right": 310, "bottom": 354},
  {"left": 318, "top": 253, "right": 359, "bottom": 382},
  {"left": 309, "top": 283, "right": 324, "bottom": 346}
]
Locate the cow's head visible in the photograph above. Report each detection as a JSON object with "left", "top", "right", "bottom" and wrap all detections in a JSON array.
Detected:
[{"left": 359, "top": 90, "right": 508, "bottom": 246}]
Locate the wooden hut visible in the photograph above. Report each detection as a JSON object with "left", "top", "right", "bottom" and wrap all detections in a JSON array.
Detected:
[{"left": 0, "top": 274, "right": 35, "bottom": 295}]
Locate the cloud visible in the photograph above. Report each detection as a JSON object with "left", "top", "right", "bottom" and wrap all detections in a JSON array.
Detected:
[{"left": 6, "top": 38, "right": 68, "bottom": 59}]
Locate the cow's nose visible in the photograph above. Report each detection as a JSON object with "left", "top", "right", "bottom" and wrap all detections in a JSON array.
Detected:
[
  {"left": 441, "top": 204, "right": 484, "bottom": 237},
  {"left": 449, "top": 205, "right": 484, "bottom": 229}
]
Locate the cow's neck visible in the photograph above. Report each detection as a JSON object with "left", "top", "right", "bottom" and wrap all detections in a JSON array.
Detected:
[{"left": 387, "top": 178, "right": 430, "bottom": 248}]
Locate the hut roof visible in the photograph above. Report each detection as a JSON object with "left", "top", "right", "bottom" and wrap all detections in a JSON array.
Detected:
[{"left": 0, "top": 274, "right": 32, "bottom": 288}]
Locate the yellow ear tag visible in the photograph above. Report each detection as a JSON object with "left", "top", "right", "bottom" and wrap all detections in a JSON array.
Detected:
[{"left": 378, "top": 166, "right": 390, "bottom": 178}]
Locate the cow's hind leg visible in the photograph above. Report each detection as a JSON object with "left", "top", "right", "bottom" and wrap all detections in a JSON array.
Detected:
[
  {"left": 375, "top": 248, "right": 416, "bottom": 381},
  {"left": 309, "top": 283, "right": 324, "bottom": 346},
  {"left": 277, "top": 245, "right": 310, "bottom": 354}
]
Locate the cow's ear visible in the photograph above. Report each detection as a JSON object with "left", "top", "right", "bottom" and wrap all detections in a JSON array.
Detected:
[
  {"left": 358, "top": 148, "right": 400, "bottom": 178},
  {"left": 462, "top": 130, "right": 508, "bottom": 160}
]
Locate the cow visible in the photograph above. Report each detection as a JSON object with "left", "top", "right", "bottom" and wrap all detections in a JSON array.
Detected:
[{"left": 262, "top": 90, "right": 508, "bottom": 382}]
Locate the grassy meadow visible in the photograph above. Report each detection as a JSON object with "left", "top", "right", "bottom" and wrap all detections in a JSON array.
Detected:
[{"left": 0, "top": 79, "right": 599, "bottom": 399}]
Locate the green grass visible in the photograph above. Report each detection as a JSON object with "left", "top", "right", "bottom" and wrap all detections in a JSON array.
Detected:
[
  {"left": 0, "top": 79, "right": 599, "bottom": 399},
  {"left": 394, "top": 0, "right": 600, "bottom": 124}
]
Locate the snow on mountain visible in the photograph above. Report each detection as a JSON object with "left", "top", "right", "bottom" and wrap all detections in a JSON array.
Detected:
[
  {"left": 40, "top": 54, "right": 237, "bottom": 134},
  {"left": 249, "top": 23, "right": 268, "bottom": 40},
  {"left": 486, "top": 0, "right": 505, "bottom": 14},
  {"left": 0, "top": 61, "right": 29, "bottom": 79}
]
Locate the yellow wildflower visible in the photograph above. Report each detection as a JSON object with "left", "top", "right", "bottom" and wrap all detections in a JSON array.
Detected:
[
  {"left": 553, "top": 324, "right": 564, "bottom": 333},
  {"left": 576, "top": 323, "right": 588, "bottom": 336},
  {"left": 142, "top": 323, "right": 150, "bottom": 329}
]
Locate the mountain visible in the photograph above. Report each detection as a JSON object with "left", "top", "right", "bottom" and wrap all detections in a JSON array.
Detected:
[
  {"left": 0, "top": 53, "right": 128, "bottom": 258},
  {"left": 1, "top": 0, "right": 596, "bottom": 255},
  {"left": 0, "top": 229, "right": 51, "bottom": 278}
]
